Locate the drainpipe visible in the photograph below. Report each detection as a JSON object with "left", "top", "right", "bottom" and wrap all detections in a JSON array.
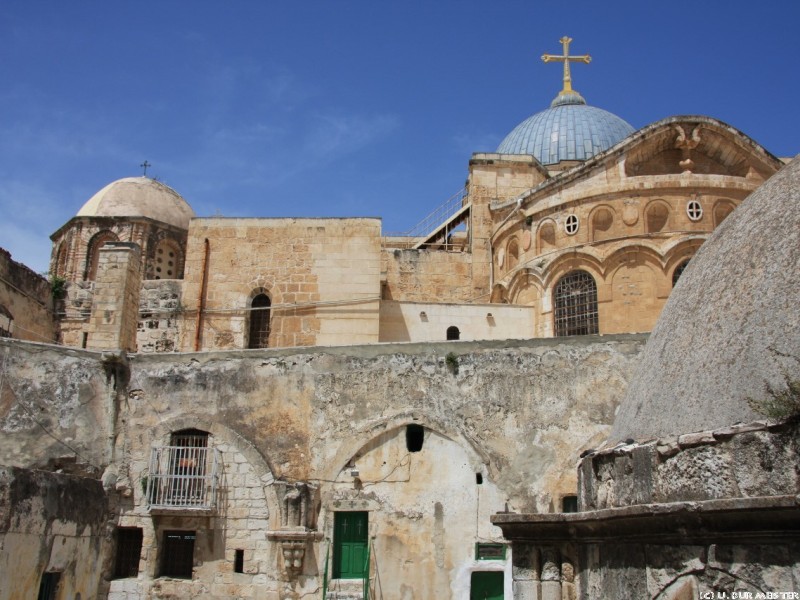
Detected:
[
  {"left": 194, "top": 238, "right": 209, "bottom": 351},
  {"left": 489, "top": 197, "right": 523, "bottom": 291}
]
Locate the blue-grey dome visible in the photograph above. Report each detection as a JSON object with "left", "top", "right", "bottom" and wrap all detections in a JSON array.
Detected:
[{"left": 497, "top": 92, "right": 634, "bottom": 164}]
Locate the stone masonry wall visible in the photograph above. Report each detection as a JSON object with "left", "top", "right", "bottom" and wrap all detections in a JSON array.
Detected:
[
  {"left": 0, "top": 247, "right": 55, "bottom": 344},
  {"left": 181, "top": 218, "right": 381, "bottom": 351}
]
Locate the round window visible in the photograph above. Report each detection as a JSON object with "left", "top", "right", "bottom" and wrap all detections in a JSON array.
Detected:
[
  {"left": 565, "top": 214, "right": 579, "bottom": 235},
  {"left": 686, "top": 200, "right": 703, "bottom": 221}
]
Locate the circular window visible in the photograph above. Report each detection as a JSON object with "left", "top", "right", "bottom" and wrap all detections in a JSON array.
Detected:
[
  {"left": 686, "top": 200, "right": 703, "bottom": 221},
  {"left": 565, "top": 214, "right": 579, "bottom": 235}
]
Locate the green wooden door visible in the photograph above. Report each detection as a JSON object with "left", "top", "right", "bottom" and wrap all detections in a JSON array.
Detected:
[
  {"left": 333, "top": 511, "right": 368, "bottom": 579},
  {"left": 470, "top": 571, "right": 504, "bottom": 600}
]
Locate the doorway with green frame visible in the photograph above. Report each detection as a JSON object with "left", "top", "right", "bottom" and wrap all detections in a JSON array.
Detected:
[
  {"left": 332, "top": 511, "right": 369, "bottom": 579},
  {"left": 470, "top": 570, "right": 504, "bottom": 599}
]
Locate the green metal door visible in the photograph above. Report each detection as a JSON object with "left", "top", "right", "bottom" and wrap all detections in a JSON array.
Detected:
[
  {"left": 470, "top": 571, "right": 504, "bottom": 600},
  {"left": 333, "top": 511, "right": 368, "bottom": 579}
]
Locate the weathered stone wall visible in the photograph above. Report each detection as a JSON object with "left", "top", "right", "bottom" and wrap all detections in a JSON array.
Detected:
[
  {"left": 0, "top": 466, "right": 110, "bottom": 600},
  {"left": 0, "top": 338, "right": 113, "bottom": 476},
  {"left": 0, "top": 247, "right": 55, "bottom": 344},
  {"left": 137, "top": 279, "right": 185, "bottom": 353},
  {"left": 0, "top": 334, "right": 644, "bottom": 599}
]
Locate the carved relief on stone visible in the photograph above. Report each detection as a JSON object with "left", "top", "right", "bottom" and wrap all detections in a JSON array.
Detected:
[
  {"left": 622, "top": 201, "right": 639, "bottom": 226},
  {"left": 280, "top": 540, "right": 306, "bottom": 577},
  {"left": 275, "top": 480, "right": 319, "bottom": 530},
  {"left": 674, "top": 125, "right": 702, "bottom": 174}
]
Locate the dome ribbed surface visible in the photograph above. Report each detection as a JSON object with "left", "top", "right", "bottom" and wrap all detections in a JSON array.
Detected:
[
  {"left": 497, "top": 98, "right": 634, "bottom": 164},
  {"left": 77, "top": 177, "right": 194, "bottom": 230}
]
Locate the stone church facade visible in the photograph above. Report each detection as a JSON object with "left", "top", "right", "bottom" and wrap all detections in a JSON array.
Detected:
[{"left": 0, "top": 39, "right": 796, "bottom": 600}]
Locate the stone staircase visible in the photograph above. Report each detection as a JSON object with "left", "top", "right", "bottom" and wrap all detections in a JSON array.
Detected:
[{"left": 325, "top": 578, "right": 366, "bottom": 599}]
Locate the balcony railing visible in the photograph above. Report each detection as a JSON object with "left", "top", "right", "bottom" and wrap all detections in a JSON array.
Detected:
[{"left": 146, "top": 445, "right": 220, "bottom": 511}]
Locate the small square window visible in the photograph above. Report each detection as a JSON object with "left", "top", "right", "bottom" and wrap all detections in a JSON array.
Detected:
[{"left": 562, "top": 495, "right": 578, "bottom": 513}]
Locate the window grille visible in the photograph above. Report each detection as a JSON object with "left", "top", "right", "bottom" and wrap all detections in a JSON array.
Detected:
[
  {"left": 564, "top": 214, "right": 579, "bottom": 235},
  {"left": 147, "top": 430, "right": 220, "bottom": 510},
  {"left": 553, "top": 271, "right": 599, "bottom": 336},
  {"left": 248, "top": 294, "right": 271, "bottom": 349},
  {"left": 446, "top": 326, "right": 460, "bottom": 340},
  {"left": 686, "top": 200, "right": 703, "bottom": 221},
  {"left": 114, "top": 527, "right": 143, "bottom": 578}
]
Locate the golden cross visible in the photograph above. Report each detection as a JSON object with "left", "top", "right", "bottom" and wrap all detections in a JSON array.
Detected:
[{"left": 541, "top": 36, "right": 591, "bottom": 96}]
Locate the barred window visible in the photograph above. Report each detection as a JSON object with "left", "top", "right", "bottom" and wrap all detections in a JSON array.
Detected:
[
  {"left": 248, "top": 293, "right": 271, "bottom": 349},
  {"left": 553, "top": 271, "right": 599, "bottom": 336},
  {"left": 247, "top": 294, "right": 272, "bottom": 348},
  {"left": 114, "top": 527, "right": 143, "bottom": 579},
  {"left": 161, "top": 530, "right": 196, "bottom": 578}
]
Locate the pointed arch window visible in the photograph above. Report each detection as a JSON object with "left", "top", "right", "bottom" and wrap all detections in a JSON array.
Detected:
[
  {"left": 553, "top": 270, "right": 599, "bottom": 336},
  {"left": 248, "top": 293, "right": 272, "bottom": 349}
]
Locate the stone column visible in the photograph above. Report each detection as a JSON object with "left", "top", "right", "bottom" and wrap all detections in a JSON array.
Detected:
[{"left": 87, "top": 242, "right": 141, "bottom": 352}]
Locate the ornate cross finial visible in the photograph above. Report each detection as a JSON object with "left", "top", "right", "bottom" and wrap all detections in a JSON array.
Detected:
[
  {"left": 140, "top": 160, "right": 151, "bottom": 177},
  {"left": 541, "top": 36, "right": 591, "bottom": 96}
]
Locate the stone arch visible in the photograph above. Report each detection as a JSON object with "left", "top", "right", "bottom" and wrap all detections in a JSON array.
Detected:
[
  {"left": 542, "top": 252, "right": 604, "bottom": 291},
  {"left": 589, "top": 205, "right": 616, "bottom": 242},
  {"left": 490, "top": 283, "right": 509, "bottom": 304},
  {"left": 53, "top": 241, "right": 69, "bottom": 278},
  {"left": 147, "top": 415, "right": 281, "bottom": 519},
  {"left": 84, "top": 230, "right": 118, "bottom": 280},
  {"left": 446, "top": 325, "right": 460, "bottom": 340},
  {"left": 322, "top": 411, "right": 493, "bottom": 483},
  {"left": 148, "top": 237, "right": 184, "bottom": 280},
  {"left": 507, "top": 269, "right": 543, "bottom": 306},
  {"left": 537, "top": 219, "right": 557, "bottom": 254},
  {"left": 247, "top": 287, "right": 272, "bottom": 349},
  {"left": 644, "top": 199, "right": 671, "bottom": 233},
  {"left": 713, "top": 199, "right": 736, "bottom": 228}
]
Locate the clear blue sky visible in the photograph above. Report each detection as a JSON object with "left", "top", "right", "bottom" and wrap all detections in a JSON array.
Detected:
[{"left": 2, "top": 1, "right": 798, "bottom": 273}]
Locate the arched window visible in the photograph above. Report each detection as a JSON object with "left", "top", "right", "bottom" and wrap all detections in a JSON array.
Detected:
[
  {"left": 672, "top": 259, "right": 691, "bottom": 287},
  {"left": 446, "top": 326, "right": 460, "bottom": 341},
  {"left": 84, "top": 230, "right": 118, "bottom": 280},
  {"left": 553, "top": 270, "right": 599, "bottom": 336},
  {"left": 248, "top": 293, "right": 272, "bottom": 349}
]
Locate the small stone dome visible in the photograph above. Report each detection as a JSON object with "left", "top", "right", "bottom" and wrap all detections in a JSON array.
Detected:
[
  {"left": 612, "top": 157, "right": 800, "bottom": 441},
  {"left": 76, "top": 177, "right": 194, "bottom": 230},
  {"left": 497, "top": 92, "right": 634, "bottom": 164}
]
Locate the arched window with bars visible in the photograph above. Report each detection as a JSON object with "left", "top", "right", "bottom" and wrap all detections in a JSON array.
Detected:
[
  {"left": 553, "top": 270, "right": 599, "bottom": 336},
  {"left": 248, "top": 293, "right": 272, "bottom": 349}
]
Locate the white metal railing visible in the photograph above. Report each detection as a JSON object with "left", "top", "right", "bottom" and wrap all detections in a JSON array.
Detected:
[
  {"left": 146, "top": 445, "right": 220, "bottom": 510},
  {"left": 383, "top": 187, "right": 468, "bottom": 240}
]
